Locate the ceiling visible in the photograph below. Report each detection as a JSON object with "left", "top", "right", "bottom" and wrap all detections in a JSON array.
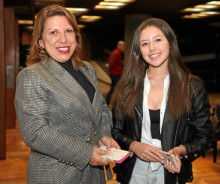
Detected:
[{"left": 4, "top": 0, "right": 220, "bottom": 31}]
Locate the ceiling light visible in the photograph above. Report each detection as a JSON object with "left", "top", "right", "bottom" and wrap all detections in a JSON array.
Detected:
[
  {"left": 182, "top": 14, "right": 206, "bottom": 19},
  {"left": 207, "top": 1, "right": 220, "bottom": 5},
  {"left": 23, "top": 26, "right": 34, "bottom": 30},
  {"left": 181, "top": 1, "right": 220, "bottom": 19},
  {"left": 192, "top": 13, "right": 211, "bottom": 17},
  {"left": 79, "top": 15, "right": 102, "bottom": 23},
  {"left": 99, "top": 2, "right": 126, "bottom": 6},
  {"left": 78, "top": 24, "right": 86, "bottom": 29},
  {"left": 202, "top": 11, "right": 220, "bottom": 15},
  {"left": 182, "top": 15, "right": 194, "bottom": 19},
  {"left": 195, "top": 4, "right": 219, "bottom": 9},
  {"left": 181, "top": 8, "right": 204, "bottom": 12},
  {"left": 104, "top": 0, "right": 135, "bottom": 2},
  {"left": 65, "top": 7, "right": 89, "bottom": 16},
  {"left": 94, "top": 5, "right": 120, "bottom": 10},
  {"left": 96, "top": 0, "right": 135, "bottom": 10},
  {"left": 18, "top": 20, "right": 34, "bottom": 25},
  {"left": 182, "top": 12, "right": 215, "bottom": 19}
]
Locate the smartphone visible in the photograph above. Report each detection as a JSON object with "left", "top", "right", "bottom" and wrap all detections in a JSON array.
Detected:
[{"left": 158, "top": 150, "right": 178, "bottom": 169}]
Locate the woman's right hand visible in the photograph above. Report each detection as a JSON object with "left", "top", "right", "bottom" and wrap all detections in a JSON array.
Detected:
[
  {"left": 89, "top": 147, "right": 109, "bottom": 166},
  {"left": 129, "top": 141, "right": 163, "bottom": 162}
]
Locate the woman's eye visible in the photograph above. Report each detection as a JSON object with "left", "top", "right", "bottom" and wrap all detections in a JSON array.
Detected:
[
  {"left": 155, "top": 38, "right": 162, "bottom": 42},
  {"left": 141, "top": 42, "right": 148, "bottom": 46},
  {"left": 50, "top": 31, "right": 57, "bottom": 35},
  {"left": 66, "top": 29, "right": 73, "bottom": 33}
]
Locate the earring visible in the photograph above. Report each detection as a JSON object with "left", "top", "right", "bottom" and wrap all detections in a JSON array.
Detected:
[{"left": 39, "top": 46, "right": 45, "bottom": 55}]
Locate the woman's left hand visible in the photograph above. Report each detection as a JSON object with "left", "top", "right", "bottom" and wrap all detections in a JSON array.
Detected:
[
  {"left": 164, "top": 154, "right": 181, "bottom": 173},
  {"left": 164, "top": 147, "right": 184, "bottom": 173},
  {"left": 98, "top": 136, "right": 121, "bottom": 151}
]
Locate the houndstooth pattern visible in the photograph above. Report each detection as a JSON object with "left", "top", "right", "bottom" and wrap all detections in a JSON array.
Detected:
[{"left": 14, "top": 56, "right": 112, "bottom": 184}]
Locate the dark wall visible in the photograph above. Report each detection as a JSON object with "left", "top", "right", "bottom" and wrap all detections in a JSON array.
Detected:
[{"left": 81, "top": 22, "right": 125, "bottom": 62}]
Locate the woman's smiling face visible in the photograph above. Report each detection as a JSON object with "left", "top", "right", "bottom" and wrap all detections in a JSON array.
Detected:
[
  {"left": 139, "top": 26, "right": 170, "bottom": 69},
  {"left": 39, "top": 15, "right": 76, "bottom": 63}
]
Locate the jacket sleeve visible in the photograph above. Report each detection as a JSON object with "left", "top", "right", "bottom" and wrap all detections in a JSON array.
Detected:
[
  {"left": 111, "top": 106, "right": 135, "bottom": 151},
  {"left": 184, "top": 78, "right": 213, "bottom": 156}
]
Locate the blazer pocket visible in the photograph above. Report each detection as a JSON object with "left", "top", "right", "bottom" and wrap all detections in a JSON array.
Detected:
[{"left": 52, "top": 162, "right": 83, "bottom": 184}]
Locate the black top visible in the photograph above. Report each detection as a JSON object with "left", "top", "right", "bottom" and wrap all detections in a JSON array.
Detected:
[
  {"left": 59, "top": 59, "right": 95, "bottom": 103},
  {"left": 149, "top": 109, "right": 161, "bottom": 140}
]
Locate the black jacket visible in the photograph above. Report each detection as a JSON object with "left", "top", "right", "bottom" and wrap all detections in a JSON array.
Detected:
[{"left": 112, "top": 76, "right": 213, "bottom": 184}]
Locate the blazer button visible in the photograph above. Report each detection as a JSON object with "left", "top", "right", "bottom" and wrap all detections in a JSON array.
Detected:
[
  {"left": 70, "top": 163, "right": 77, "bottom": 167},
  {"left": 94, "top": 131, "right": 98, "bottom": 136},
  {"left": 86, "top": 138, "right": 91, "bottom": 143}
]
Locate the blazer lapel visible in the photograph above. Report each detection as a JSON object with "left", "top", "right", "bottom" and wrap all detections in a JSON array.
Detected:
[
  {"left": 40, "top": 56, "right": 98, "bottom": 125},
  {"left": 79, "top": 65, "right": 103, "bottom": 123}
]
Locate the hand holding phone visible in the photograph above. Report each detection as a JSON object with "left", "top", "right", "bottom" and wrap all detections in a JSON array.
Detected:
[
  {"left": 99, "top": 146, "right": 131, "bottom": 163},
  {"left": 158, "top": 150, "right": 179, "bottom": 169}
]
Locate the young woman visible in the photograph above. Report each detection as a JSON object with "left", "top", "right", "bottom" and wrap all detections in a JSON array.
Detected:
[{"left": 111, "top": 18, "right": 212, "bottom": 184}]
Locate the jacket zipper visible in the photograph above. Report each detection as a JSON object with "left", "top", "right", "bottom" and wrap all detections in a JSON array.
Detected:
[
  {"left": 134, "top": 105, "right": 143, "bottom": 121},
  {"left": 134, "top": 105, "right": 143, "bottom": 141}
]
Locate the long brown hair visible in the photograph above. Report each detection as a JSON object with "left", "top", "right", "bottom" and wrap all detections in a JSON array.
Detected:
[
  {"left": 27, "top": 4, "right": 83, "bottom": 68},
  {"left": 111, "top": 18, "right": 191, "bottom": 120}
]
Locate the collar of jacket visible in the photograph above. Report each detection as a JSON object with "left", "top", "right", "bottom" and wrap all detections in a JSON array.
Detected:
[{"left": 39, "top": 55, "right": 101, "bottom": 127}]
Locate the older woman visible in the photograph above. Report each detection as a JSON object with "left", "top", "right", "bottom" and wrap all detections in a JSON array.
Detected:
[
  {"left": 111, "top": 18, "right": 212, "bottom": 184},
  {"left": 15, "top": 4, "right": 119, "bottom": 184}
]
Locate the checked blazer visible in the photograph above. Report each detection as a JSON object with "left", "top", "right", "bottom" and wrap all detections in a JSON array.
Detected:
[{"left": 15, "top": 55, "right": 112, "bottom": 184}]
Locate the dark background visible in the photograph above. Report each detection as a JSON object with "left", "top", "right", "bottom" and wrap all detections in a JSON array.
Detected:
[{"left": 4, "top": 0, "right": 220, "bottom": 92}]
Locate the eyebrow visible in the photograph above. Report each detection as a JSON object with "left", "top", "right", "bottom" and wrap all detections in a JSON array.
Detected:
[
  {"left": 47, "top": 27, "right": 73, "bottom": 31},
  {"left": 140, "top": 34, "right": 162, "bottom": 42}
]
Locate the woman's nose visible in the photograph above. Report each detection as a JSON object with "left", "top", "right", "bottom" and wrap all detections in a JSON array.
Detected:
[
  {"left": 59, "top": 33, "right": 67, "bottom": 43},
  {"left": 149, "top": 42, "right": 156, "bottom": 51}
]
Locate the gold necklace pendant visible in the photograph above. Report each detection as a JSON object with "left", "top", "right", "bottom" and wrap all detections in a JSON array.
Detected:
[{"left": 151, "top": 85, "right": 155, "bottom": 90}]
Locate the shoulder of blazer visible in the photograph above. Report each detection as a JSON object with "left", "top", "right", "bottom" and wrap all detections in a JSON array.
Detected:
[
  {"left": 82, "top": 61, "right": 94, "bottom": 71},
  {"left": 83, "top": 62, "right": 90, "bottom": 71},
  {"left": 17, "top": 62, "right": 42, "bottom": 78},
  {"left": 82, "top": 61, "right": 97, "bottom": 78}
]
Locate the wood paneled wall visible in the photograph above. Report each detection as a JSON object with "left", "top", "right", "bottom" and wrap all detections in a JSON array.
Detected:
[
  {"left": 0, "top": 0, "right": 6, "bottom": 160},
  {"left": 0, "top": 4, "right": 20, "bottom": 159},
  {"left": 4, "top": 7, "right": 17, "bottom": 129},
  {"left": 15, "top": 18, "right": 20, "bottom": 76}
]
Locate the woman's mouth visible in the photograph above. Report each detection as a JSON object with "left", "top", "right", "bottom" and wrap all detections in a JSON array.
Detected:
[
  {"left": 57, "top": 47, "right": 70, "bottom": 54},
  {"left": 150, "top": 53, "right": 160, "bottom": 58}
]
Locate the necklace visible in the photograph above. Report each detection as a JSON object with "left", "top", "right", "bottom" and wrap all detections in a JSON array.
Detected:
[
  {"left": 151, "top": 83, "right": 155, "bottom": 90},
  {"left": 149, "top": 74, "right": 168, "bottom": 90},
  {"left": 147, "top": 69, "right": 168, "bottom": 90}
]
